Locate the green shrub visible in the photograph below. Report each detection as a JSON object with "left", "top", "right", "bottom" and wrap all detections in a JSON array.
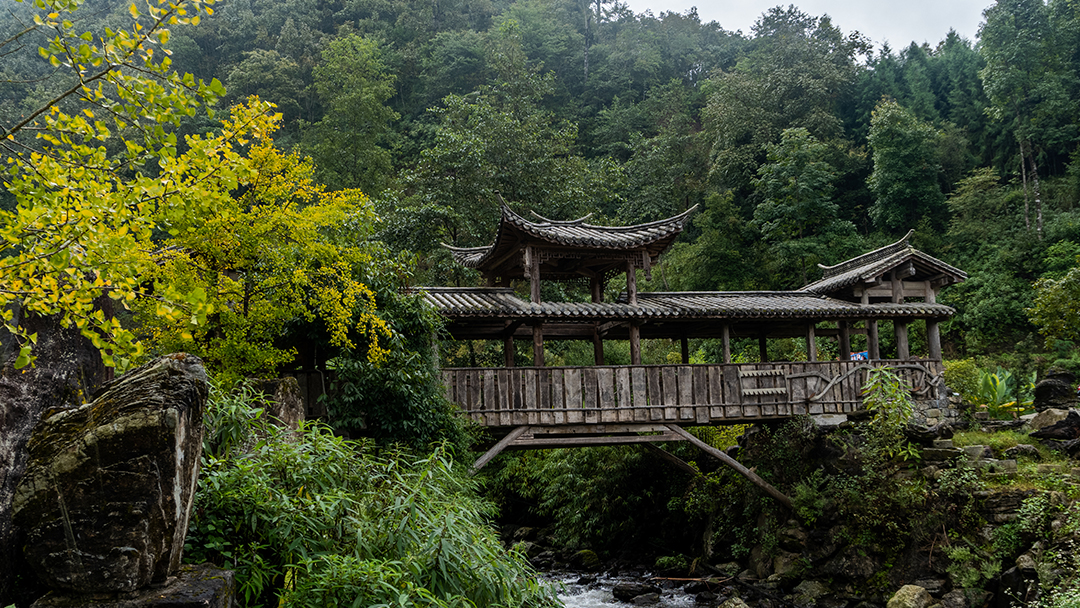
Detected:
[
  {"left": 325, "top": 291, "right": 474, "bottom": 451},
  {"left": 944, "top": 358, "right": 980, "bottom": 405},
  {"left": 186, "top": 388, "right": 554, "bottom": 608}
]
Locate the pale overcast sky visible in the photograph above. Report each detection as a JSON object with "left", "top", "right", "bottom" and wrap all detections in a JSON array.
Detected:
[{"left": 621, "top": 0, "right": 994, "bottom": 50}]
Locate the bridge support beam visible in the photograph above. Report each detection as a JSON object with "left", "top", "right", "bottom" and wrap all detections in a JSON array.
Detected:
[
  {"left": 470, "top": 426, "right": 530, "bottom": 474},
  {"left": 664, "top": 424, "right": 793, "bottom": 510}
]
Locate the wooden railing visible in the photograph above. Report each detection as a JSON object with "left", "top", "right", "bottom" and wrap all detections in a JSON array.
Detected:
[{"left": 441, "top": 360, "right": 943, "bottom": 428}]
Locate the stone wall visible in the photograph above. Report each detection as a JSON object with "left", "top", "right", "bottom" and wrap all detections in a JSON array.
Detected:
[{"left": 912, "top": 395, "right": 963, "bottom": 427}]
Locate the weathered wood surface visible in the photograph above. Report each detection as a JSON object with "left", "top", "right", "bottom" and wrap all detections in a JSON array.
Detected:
[{"left": 441, "top": 360, "right": 942, "bottom": 428}]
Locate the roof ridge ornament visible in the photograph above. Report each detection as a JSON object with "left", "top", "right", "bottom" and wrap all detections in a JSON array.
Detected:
[
  {"left": 817, "top": 229, "right": 915, "bottom": 276},
  {"left": 529, "top": 209, "right": 594, "bottom": 225}
]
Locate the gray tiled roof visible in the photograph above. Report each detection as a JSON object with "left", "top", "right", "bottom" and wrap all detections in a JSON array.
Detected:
[
  {"left": 803, "top": 230, "right": 968, "bottom": 295},
  {"left": 419, "top": 287, "right": 956, "bottom": 321},
  {"left": 444, "top": 205, "right": 696, "bottom": 269}
]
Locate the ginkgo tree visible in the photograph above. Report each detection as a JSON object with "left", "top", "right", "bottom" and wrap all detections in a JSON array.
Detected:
[
  {"left": 1, "top": 0, "right": 228, "bottom": 369},
  {"left": 0, "top": 0, "right": 389, "bottom": 375},
  {"left": 134, "top": 111, "right": 392, "bottom": 381}
]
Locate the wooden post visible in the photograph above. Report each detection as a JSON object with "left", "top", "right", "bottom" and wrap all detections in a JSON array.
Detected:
[
  {"left": 626, "top": 261, "right": 637, "bottom": 305},
  {"left": 806, "top": 323, "right": 817, "bottom": 362},
  {"left": 895, "top": 320, "right": 910, "bottom": 361},
  {"left": 533, "top": 323, "right": 545, "bottom": 367},
  {"left": 838, "top": 321, "right": 851, "bottom": 361},
  {"left": 926, "top": 282, "right": 937, "bottom": 304},
  {"left": 504, "top": 335, "right": 515, "bottom": 368},
  {"left": 927, "top": 319, "right": 942, "bottom": 361},
  {"left": 630, "top": 323, "right": 642, "bottom": 365},
  {"left": 721, "top": 323, "right": 732, "bottom": 364},
  {"left": 867, "top": 320, "right": 880, "bottom": 360},
  {"left": 759, "top": 333, "right": 768, "bottom": 363},
  {"left": 680, "top": 336, "right": 689, "bottom": 364},
  {"left": 528, "top": 246, "right": 541, "bottom": 303},
  {"left": 592, "top": 326, "right": 605, "bottom": 365},
  {"left": 591, "top": 276, "right": 603, "bottom": 303},
  {"left": 891, "top": 269, "right": 903, "bottom": 304},
  {"left": 665, "top": 425, "right": 793, "bottom": 509}
]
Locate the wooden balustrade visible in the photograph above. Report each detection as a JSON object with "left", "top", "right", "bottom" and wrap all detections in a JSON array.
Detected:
[{"left": 441, "top": 360, "right": 942, "bottom": 428}]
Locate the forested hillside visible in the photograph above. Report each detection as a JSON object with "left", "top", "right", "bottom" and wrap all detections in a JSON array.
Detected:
[{"left": 3, "top": 0, "right": 1080, "bottom": 363}]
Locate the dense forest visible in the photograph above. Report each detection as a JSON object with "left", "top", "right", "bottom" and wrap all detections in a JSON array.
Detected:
[
  {"left": 6, "top": 2, "right": 1080, "bottom": 607},
  {"left": 3, "top": 0, "right": 1080, "bottom": 368}
]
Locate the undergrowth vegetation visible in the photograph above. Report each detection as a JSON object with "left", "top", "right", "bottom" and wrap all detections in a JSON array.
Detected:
[{"left": 186, "top": 385, "right": 555, "bottom": 608}]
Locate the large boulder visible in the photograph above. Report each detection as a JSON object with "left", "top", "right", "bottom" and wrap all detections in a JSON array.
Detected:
[
  {"left": 1033, "top": 371, "right": 1076, "bottom": 412},
  {"left": 0, "top": 311, "right": 112, "bottom": 605},
  {"left": 12, "top": 354, "right": 208, "bottom": 594},
  {"left": 1030, "top": 411, "right": 1080, "bottom": 441},
  {"left": 887, "top": 585, "right": 933, "bottom": 608},
  {"left": 1029, "top": 408, "right": 1071, "bottom": 432},
  {"left": 30, "top": 563, "right": 234, "bottom": 608}
]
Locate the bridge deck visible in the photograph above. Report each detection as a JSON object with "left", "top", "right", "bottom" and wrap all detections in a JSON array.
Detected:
[{"left": 442, "top": 359, "right": 942, "bottom": 430}]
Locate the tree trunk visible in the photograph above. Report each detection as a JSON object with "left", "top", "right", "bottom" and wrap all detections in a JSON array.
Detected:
[
  {"left": 1019, "top": 148, "right": 1031, "bottom": 232},
  {"left": 1020, "top": 138, "right": 1043, "bottom": 240},
  {"left": 1025, "top": 145, "right": 1044, "bottom": 240}
]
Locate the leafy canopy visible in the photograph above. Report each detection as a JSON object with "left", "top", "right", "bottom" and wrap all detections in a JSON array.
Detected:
[
  {"left": 1, "top": 0, "right": 231, "bottom": 369},
  {"left": 133, "top": 108, "right": 392, "bottom": 380}
]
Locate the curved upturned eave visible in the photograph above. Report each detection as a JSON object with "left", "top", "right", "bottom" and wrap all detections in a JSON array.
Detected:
[{"left": 441, "top": 204, "right": 698, "bottom": 271}]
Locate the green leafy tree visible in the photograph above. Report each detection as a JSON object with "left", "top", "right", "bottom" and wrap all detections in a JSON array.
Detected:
[
  {"left": 753, "top": 127, "right": 856, "bottom": 286},
  {"left": 979, "top": 0, "right": 1080, "bottom": 238},
  {"left": 303, "top": 33, "right": 399, "bottom": 193},
  {"left": 867, "top": 98, "right": 947, "bottom": 232},
  {"left": 1030, "top": 263, "right": 1080, "bottom": 346},
  {"left": 704, "top": 6, "right": 868, "bottom": 197},
  {"left": 403, "top": 20, "right": 618, "bottom": 253},
  {"left": 224, "top": 49, "right": 307, "bottom": 128}
]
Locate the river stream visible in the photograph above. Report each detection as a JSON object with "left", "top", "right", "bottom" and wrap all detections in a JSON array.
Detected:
[{"left": 543, "top": 571, "right": 698, "bottom": 608}]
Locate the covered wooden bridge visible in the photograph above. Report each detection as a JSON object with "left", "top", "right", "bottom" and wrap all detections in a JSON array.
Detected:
[{"left": 426, "top": 205, "right": 966, "bottom": 486}]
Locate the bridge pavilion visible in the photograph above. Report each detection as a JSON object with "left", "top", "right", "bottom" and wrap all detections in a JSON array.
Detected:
[{"left": 423, "top": 205, "right": 966, "bottom": 488}]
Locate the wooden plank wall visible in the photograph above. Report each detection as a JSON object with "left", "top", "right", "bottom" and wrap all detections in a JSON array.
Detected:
[{"left": 440, "top": 360, "right": 931, "bottom": 427}]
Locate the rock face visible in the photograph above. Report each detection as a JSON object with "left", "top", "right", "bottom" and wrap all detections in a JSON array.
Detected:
[
  {"left": 12, "top": 354, "right": 208, "bottom": 594},
  {"left": 1032, "top": 370, "right": 1076, "bottom": 412},
  {"left": 0, "top": 312, "right": 112, "bottom": 605},
  {"left": 30, "top": 563, "right": 234, "bottom": 608},
  {"left": 252, "top": 377, "right": 305, "bottom": 430}
]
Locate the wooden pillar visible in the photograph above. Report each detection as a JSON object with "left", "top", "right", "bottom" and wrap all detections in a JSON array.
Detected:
[
  {"left": 626, "top": 261, "right": 637, "bottom": 305},
  {"left": 528, "top": 246, "right": 541, "bottom": 303},
  {"left": 532, "top": 324, "right": 544, "bottom": 367},
  {"left": 838, "top": 321, "right": 851, "bottom": 361},
  {"left": 680, "top": 336, "right": 689, "bottom": 364},
  {"left": 592, "top": 326, "right": 605, "bottom": 365},
  {"left": 590, "top": 276, "right": 603, "bottom": 303},
  {"left": 926, "top": 282, "right": 937, "bottom": 304},
  {"left": 927, "top": 319, "right": 942, "bottom": 361},
  {"left": 504, "top": 335, "right": 515, "bottom": 368},
  {"left": 758, "top": 333, "right": 768, "bottom": 363},
  {"left": 629, "top": 323, "right": 642, "bottom": 365},
  {"left": 721, "top": 323, "right": 732, "bottom": 364},
  {"left": 867, "top": 320, "right": 880, "bottom": 360},
  {"left": 895, "top": 320, "right": 910, "bottom": 361},
  {"left": 890, "top": 269, "right": 903, "bottom": 304},
  {"left": 806, "top": 323, "right": 817, "bottom": 362}
]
